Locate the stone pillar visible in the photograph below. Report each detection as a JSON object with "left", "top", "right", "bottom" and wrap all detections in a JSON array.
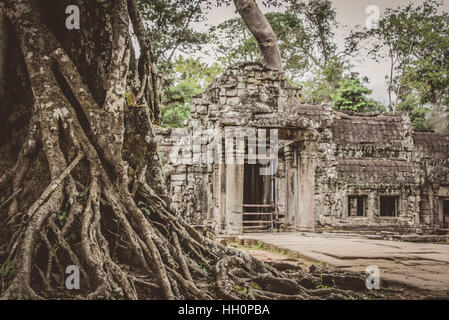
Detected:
[
  {"left": 367, "top": 193, "right": 375, "bottom": 219},
  {"left": 425, "top": 187, "right": 435, "bottom": 226},
  {"left": 217, "top": 141, "right": 227, "bottom": 233},
  {"left": 224, "top": 147, "right": 244, "bottom": 235},
  {"left": 296, "top": 145, "right": 316, "bottom": 232},
  {"left": 437, "top": 187, "right": 449, "bottom": 228},
  {"left": 284, "top": 143, "right": 296, "bottom": 229}
]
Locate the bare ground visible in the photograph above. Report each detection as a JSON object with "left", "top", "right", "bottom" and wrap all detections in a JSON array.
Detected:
[{"left": 222, "top": 238, "right": 448, "bottom": 300}]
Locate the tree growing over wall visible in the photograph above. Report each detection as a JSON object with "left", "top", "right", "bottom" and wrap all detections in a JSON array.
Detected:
[
  {"left": 211, "top": 0, "right": 355, "bottom": 104},
  {"left": 0, "top": 0, "right": 379, "bottom": 300}
]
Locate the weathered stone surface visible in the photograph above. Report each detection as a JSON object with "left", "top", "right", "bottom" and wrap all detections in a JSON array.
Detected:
[{"left": 156, "top": 62, "right": 449, "bottom": 235}]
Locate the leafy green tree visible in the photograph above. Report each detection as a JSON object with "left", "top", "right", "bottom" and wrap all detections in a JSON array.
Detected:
[
  {"left": 210, "top": 0, "right": 352, "bottom": 99},
  {"left": 347, "top": 0, "right": 449, "bottom": 117},
  {"left": 161, "top": 104, "right": 191, "bottom": 128},
  {"left": 300, "top": 57, "right": 347, "bottom": 104},
  {"left": 161, "top": 57, "right": 223, "bottom": 127},
  {"left": 136, "top": 0, "right": 211, "bottom": 122},
  {"left": 331, "top": 77, "right": 386, "bottom": 113},
  {"left": 138, "top": 0, "right": 209, "bottom": 64},
  {"left": 397, "top": 94, "right": 433, "bottom": 131},
  {"left": 210, "top": 17, "right": 259, "bottom": 67},
  {"left": 403, "top": 50, "right": 449, "bottom": 133}
]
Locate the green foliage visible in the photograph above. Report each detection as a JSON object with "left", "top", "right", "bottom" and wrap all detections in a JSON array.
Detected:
[
  {"left": 410, "top": 108, "right": 433, "bottom": 131},
  {"left": 397, "top": 94, "right": 433, "bottom": 131},
  {"left": 197, "top": 261, "right": 207, "bottom": 273},
  {"left": 347, "top": 0, "right": 449, "bottom": 116},
  {"left": 125, "top": 92, "right": 131, "bottom": 106},
  {"left": 331, "top": 77, "right": 386, "bottom": 113},
  {"left": 232, "top": 284, "right": 248, "bottom": 298},
  {"left": 286, "top": 0, "right": 340, "bottom": 74},
  {"left": 249, "top": 282, "right": 261, "bottom": 290},
  {"left": 210, "top": 17, "right": 260, "bottom": 66},
  {"left": 0, "top": 260, "right": 15, "bottom": 278},
  {"left": 58, "top": 209, "right": 68, "bottom": 225},
  {"left": 161, "top": 57, "right": 222, "bottom": 128},
  {"left": 58, "top": 202, "right": 70, "bottom": 226},
  {"left": 77, "top": 187, "right": 89, "bottom": 205},
  {"left": 138, "top": 201, "right": 155, "bottom": 216},
  {"left": 161, "top": 104, "right": 190, "bottom": 128},
  {"left": 315, "top": 275, "right": 335, "bottom": 289},
  {"left": 300, "top": 57, "right": 347, "bottom": 104},
  {"left": 404, "top": 57, "right": 449, "bottom": 108},
  {"left": 250, "top": 241, "right": 268, "bottom": 250},
  {"left": 137, "top": 0, "right": 210, "bottom": 65}
]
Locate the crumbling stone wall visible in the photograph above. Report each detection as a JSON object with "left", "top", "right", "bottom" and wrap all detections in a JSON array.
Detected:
[
  {"left": 156, "top": 62, "right": 322, "bottom": 233},
  {"left": 313, "top": 111, "right": 422, "bottom": 233},
  {"left": 156, "top": 62, "right": 449, "bottom": 235},
  {"left": 413, "top": 132, "right": 449, "bottom": 229},
  {"left": 154, "top": 127, "right": 215, "bottom": 228}
]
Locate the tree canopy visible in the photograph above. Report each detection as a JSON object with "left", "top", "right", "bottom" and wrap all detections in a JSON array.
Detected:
[
  {"left": 331, "top": 77, "right": 386, "bottom": 113},
  {"left": 141, "top": 0, "right": 449, "bottom": 132},
  {"left": 347, "top": 0, "right": 449, "bottom": 131}
]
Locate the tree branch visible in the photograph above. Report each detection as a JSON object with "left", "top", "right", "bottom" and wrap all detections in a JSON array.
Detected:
[{"left": 233, "top": 0, "right": 283, "bottom": 71}]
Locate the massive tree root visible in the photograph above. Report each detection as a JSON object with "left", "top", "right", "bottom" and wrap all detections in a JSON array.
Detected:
[{"left": 0, "top": 0, "right": 386, "bottom": 300}]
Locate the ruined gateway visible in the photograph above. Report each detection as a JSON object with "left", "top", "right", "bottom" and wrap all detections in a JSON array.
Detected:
[{"left": 155, "top": 62, "right": 449, "bottom": 236}]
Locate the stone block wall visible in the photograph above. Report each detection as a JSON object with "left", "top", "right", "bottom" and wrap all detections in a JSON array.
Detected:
[{"left": 155, "top": 62, "right": 449, "bottom": 235}]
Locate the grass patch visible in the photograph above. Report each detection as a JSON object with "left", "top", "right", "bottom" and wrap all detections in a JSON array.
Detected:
[
  {"left": 249, "top": 282, "right": 261, "bottom": 290},
  {"left": 225, "top": 238, "right": 330, "bottom": 273},
  {"left": 232, "top": 284, "right": 248, "bottom": 298},
  {"left": 250, "top": 241, "right": 267, "bottom": 250}
]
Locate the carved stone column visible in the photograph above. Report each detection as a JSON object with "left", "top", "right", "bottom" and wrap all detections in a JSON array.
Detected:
[
  {"left": 296, "top": 141, "right": 316, "bottom": 232},
  {"left": 224, "top": 134, "right": 244, "bottom": 235},
  {"left": 284, "top": 143, "right": 296, "bottom": 229},
  {"left": 215, "top": 138, "right": 226, "bottom": 234}
]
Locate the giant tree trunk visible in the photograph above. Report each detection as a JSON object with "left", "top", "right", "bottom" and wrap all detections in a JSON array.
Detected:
[
  {"left": 233, "top": 0, "right": 283, "bottom": 71},
  {"left": 0, "top": 0, "right": 375, "bottom": 300}
]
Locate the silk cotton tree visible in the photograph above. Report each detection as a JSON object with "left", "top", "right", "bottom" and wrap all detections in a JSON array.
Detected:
[{"left": 0, "top": 0, "right": 380, "bottom": 299}]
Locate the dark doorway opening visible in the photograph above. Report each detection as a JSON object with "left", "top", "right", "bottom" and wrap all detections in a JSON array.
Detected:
[
  {"left": 380, "top": 196, "right": 399, "bottom": 217},
  {"left": 242, "top": 164, "right": 278, "bottom": 233},
  {"left": 243, "top": 163, "right": 271, "bottom": 205},
  {"left": 443, "top": 200, "right": 449, "bottom": 228}
]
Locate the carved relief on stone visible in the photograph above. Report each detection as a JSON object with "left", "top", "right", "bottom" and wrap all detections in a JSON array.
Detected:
[
  {"left": 323, "top": 195, "right": 331, "bottom": 216},
  {"left": 183, "top": 185, "right": 196, "bottom": 222},
  {"left": 334, "top": 199, "right": 343, "bottom": 217},
  {"left": 314, "top": 199, "right": 321, "bottom": 211}
]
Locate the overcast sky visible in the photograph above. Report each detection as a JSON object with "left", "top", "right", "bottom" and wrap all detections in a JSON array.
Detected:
[{"left": 194, "top": 0, "right": 449, "bottom": 103}]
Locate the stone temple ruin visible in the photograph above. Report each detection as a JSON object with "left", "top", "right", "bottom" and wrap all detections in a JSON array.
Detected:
[{"left": 155, "top": 62, "right": 449, "bottom": 236}]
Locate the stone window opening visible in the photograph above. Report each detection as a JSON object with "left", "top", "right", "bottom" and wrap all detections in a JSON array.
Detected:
[
  {"left": 443, "top": 199, "right": 449, "bottom": 228},
  {"left": 348, "top": 196, "right": 367, "bottom": 217},
  {"left": 380, "top": 196, "right": 399, "bottom": 217}
]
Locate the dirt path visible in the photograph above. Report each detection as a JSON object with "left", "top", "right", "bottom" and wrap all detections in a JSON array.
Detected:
[{"left": 224, "top": 233, "right": 449, "bottom": 299}]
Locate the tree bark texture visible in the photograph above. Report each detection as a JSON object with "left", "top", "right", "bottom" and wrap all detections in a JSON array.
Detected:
[
  {"left": 0, "top": 0, "right": 392, "bottom": 300},
  {"left": 233, "top": 0, "right": 283, "bottom": 71}
]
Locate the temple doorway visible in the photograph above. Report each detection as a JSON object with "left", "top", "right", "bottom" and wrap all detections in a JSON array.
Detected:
[{"left": 242, "top": 163, "right": 281, "bottom": 233}]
